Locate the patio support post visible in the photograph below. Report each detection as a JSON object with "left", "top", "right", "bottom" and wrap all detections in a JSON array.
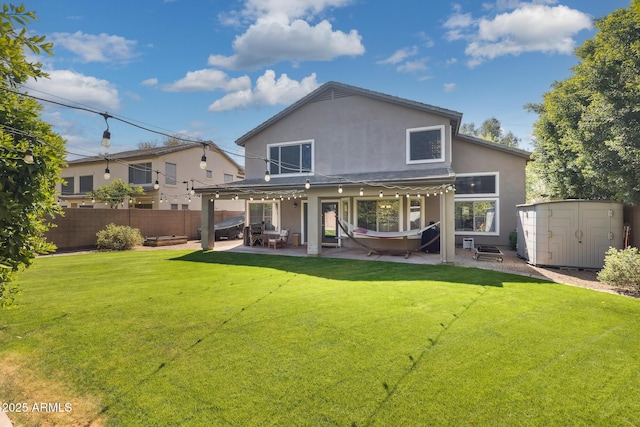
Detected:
[
  {"left": 306, "top": 194, "right": 321, "bottom": 255},
  {"left": 439, "top": 189, "right": 455, "bottom": 264},
  {"left": 201, "top": 196, "right": 215, "bottom": 250}
]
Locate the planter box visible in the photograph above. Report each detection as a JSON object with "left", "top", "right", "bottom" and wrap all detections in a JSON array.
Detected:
[{"left": 144, "top": 235, "right": 188, "bottom": 247}]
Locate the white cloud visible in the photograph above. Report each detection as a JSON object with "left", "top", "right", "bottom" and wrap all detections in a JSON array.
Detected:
[
  {"left": 209, "top": 19, "right": 364, "bottom": 70},
  {"left": 208, "top": 70, "right": 319, "bottom": 111},
  {"left": 378, "top": 46, "right": 419, "bottom": 65},
  {"left": 141, "top": 78, "right": 158, "bottom": 86},
  {"left": 162, "top": 69, "right": 251, "bottom": 92},
  {"left": 443, "top": 83, "right": 456, "bottom": 92},
  {"left": 397, "top": 58, "right": 428, "bottom": 73},
  {"left": 465, "top": 4, "right": 592, "bottom": 67},
  {"left": 28, "top": 69, "right": 120, "bottom": 111},
  {"left": 210, "top": 0, "right": 363, "bottom": 69},
  {"left": 49, "top": 31, "right": 138, "bottom": 63}
]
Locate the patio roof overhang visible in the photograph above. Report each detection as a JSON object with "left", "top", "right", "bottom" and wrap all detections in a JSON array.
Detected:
[{"left": 194, "top": 168, "right": 456, "bottom": 199}]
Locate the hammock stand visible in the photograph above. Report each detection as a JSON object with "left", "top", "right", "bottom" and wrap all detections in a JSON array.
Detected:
[{"left": 337, "top": 218, "right": 440, "bottom": 259}]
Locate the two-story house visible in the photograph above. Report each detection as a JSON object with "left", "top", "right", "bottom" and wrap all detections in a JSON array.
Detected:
[
  {"left": 59, "top": 141, "right": 244, "bottom": 211},
  {"left": 197, "top": 82, "right": 530, "bottom": 263}
]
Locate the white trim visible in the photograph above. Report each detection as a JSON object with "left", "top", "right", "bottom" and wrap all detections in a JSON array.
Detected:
[
  {"left": 266, "top": 139, "right": 315, "bottom": 177},
  {"left": 455, "top": 172, "right": 499, "bottom": 198},
  {"left": 454, "top": 197, "right": 500, "bottom": 236},
  {"left": 406, "top": 125, "right": 445, "bottom": 164}
]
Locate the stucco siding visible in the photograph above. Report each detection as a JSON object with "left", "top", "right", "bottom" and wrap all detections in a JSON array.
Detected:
[
  {"left": 243, "top": 94, "right": 453, "bottom": 180},
  {"left": 452, "top": 137, "right": 528, "bottom": 246}
]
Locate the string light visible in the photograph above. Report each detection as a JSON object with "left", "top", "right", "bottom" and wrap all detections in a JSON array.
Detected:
[
  {"left": 264, "top": 160, "right": 271, "bottom": 182},
  {"left": 154, "top": 171, "right": 160, "bottom": 190},
  {"left": 100, "top": 113, "right": 111, "bottom": 148},
  {"left": 305, "top": 178, "right": 311, "bottom": 190},
  {"left": 359, "top": 187, "right": 364, "bottom": 196},
  {"left": 23, "top": 148, "right": 34, "bottom": 164},
  {"left": 199, "top": 142, "right": 207, "bottom": 170},
  {"left": 338, "top": 183, "right": 343, "bottom": 194},
  {"left": 103, "top": 158, "right": 110, "bottom": 180},
  {"left": 379, "top": 190, "right": 383, "bottom": 198}
]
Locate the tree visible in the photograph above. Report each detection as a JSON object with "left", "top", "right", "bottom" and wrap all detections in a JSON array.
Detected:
[
  {"left": 529, "top": 6, "right": 640, "bottom": 204},
  {"left": 460, "top": 117, "right": 521, "bottom": 148},
  {"left": 0, "top": 3, "right": 64, "bottom": 308},
  {"left": 88, "top": 179, "right": 144, "bottom": 209}
]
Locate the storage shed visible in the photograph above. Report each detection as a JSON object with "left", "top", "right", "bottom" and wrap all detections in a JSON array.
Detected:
[{"left": 516, "top": 200, "right": 623, "bottom": 269}]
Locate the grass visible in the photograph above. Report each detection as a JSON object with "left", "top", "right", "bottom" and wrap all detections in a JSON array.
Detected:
[{"left": 2, "top": 250, "right": 640, "bottom": 426}]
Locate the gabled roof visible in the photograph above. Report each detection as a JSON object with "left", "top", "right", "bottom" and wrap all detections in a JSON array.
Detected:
[
  {"left": 235, "top": 81, "right": 464, "bottom": 146},
  {"left": 67, "top": 141, "right": 244, "bottom": 171},
  {"left": 456, "top": 133, "right": 531, "bottom": 160}
]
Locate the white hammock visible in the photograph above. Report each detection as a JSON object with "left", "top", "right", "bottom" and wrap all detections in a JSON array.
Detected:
[{"left": 337, "top": 218, "right": 440, "bottom": 239}]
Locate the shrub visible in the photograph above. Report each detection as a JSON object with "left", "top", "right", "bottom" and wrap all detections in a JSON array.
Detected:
[
  {"left": 597, "top": 247, "right": 640, "bottom": 291},
  {"left": 96, "top": 223, "right": 144, "bottom": 251}
]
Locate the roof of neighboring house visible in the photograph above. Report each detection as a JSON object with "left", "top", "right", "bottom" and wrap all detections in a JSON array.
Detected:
[
  {"left": 455, "top": 133, "right": 531, "bottom": 160},
  {"left": 67, "top": 141, "right": 244, "bottom": 172},
  {"left": 235, "top": 81, "right": 464, "bottom": 146},
  {"left": 195, "top": 167, "right": 456, "bottom": 194}
]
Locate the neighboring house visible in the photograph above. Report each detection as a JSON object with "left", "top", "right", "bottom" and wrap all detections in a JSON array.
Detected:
[
  {"left": 197, "top": 82, "right": 530, "bottom": 263},
  {"left": 58, "top": 141, "right": 244, "bottom": 211}
]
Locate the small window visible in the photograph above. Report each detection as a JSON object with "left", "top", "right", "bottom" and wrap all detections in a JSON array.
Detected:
[
  {"left": 61, "top": 177, "right": 74, "bottom": 195},
  {"left": 79, "top": 175, "right": 93, "bottom": 193},
  {"left": 181, "top": 204, "right": 189, "bottom": 210},
  {"left": 170, "top": 204, "right": 178, "bottom": 210},
  {"left": 129, "top": 162, "right": 152, "bottom": 185},
  {"left": 224, "top": 173, "right": 233, "bottom": 183},
  {"left": 406, "top": 126, "right": 445, "bottom": 163},
  {"left": 165, "top": 163, "right": 177, "bottom": 185},
  {"left": 206, "top": 170, "right": 213, "bottom": 179},
  {"left": 268, "top": 140, "right": 313, "bottom": 176},
  {"left": 455, "top": 174, "right": 497, "bottom": 195}
]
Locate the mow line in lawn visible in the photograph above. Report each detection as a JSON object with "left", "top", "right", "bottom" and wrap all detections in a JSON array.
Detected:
[{"left": 364, "top": 284, "right": 491, "bottom": 426}]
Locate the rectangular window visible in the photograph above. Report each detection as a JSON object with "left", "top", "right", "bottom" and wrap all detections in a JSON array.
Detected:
[
  {"left": 206, "top": 170, "right": 213, "bottom": 179},
  {"left": 455, "top": 200, "right": 498, "bottom": 234},
  {"left": 455, "top": 174, "right": 497, "bottom": 195},
  {"left": 356, "top": 200, "right": 400, "bottom": 232},
  {"left": 268, "top": 140, "right": 313, "bottom": 176},
  {"left": 249, "top": 202, "right": 277, "bottom": 230},
  {"left": 409, "top": 198, "right": 422, "bottom": 230},
  {"left": 61, "top": 177, "right": 74, "bottom": 195},
  {"left": 406, "top": 125, "right": 445, "bottom": 163},
  {"left": 181, "top": 204, "right": 189, "bottom": 210},
  {"left": 224, "top": 173, "right": 233, "bottom": 183},
  {"left": 170, "top": 204, "right": 178, "bottom": 210},
  {"left": 165, "top": 162, "right": 177, "bottom": 185},
  {"left": 129, "top": 162, "right": 152, "bottom": 185},
  {"left": 79, "top": 175, "right": 93, "bottom": 193}
]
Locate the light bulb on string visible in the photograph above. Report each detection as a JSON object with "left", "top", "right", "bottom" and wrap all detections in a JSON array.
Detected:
[
  {"left": 379, "top": 190, "right": 383, "bottom": 198},
  {"left": 305, "top": 179, "right": 311, "bottom": 190},
  {"left": 100, "top": 113, "right": 111, "bottom": 148},
  {"left": 103, "top": 158, "right": 111, "bottom": 180},
  {"left": 359, "top": 187, "right": 364, "bottom": 196},
  {"left": 23, "top": 148, "right": 34, "bottom": 164},
  {"left": 199, "top": 142, "right": 207, "bottom": 170}
]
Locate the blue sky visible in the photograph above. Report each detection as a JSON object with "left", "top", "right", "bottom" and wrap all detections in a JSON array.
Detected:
[{"left": 22, "top": 0, "right": 631, "bottom": 163}]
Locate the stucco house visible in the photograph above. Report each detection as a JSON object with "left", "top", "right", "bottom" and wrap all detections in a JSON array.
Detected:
[
  {"left": 197, "top": 82, "right": 530, "bottom": 263},
  {"left": 59, "top": 141, "right": 244, "bottom": 211}
]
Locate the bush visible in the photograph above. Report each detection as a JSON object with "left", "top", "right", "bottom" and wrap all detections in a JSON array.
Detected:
[
  {"left": 597, "top": 247, "right": 640, "bottom": 291},
  {"left": 96, "top": 223, "right": 144, "bottom": 251}
]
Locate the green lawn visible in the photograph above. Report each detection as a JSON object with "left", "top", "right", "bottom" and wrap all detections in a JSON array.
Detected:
[{"left": 2, "top": 250, "right": 640, "bottom": 426}]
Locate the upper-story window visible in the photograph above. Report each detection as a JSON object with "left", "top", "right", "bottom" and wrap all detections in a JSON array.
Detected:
[
  {"left": 61, "top": 177, "right": 74, "bottom": 195},
  {"left": 165, "top": 162, "right": 177, "bottom": 185},
  {"left": 268, "top": 140, "right": 313, "bottom": 176},
  {"left": 406, "top": 125, "right": 445, "bottom": 164},
  {"left": 79, "top": 175, "right": 93, "bottom": 193},
  {"left": 129, "top": 162, "right": 152, "bottom": 185}
]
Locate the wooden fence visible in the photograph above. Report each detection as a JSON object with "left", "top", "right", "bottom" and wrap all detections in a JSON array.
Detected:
[{"left": 45, "top": 208, "right": 242, "bottom": 251}]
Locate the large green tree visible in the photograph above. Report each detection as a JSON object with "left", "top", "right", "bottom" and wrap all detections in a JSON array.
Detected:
[
  {"left": 0, "top": 3, "right": 65, "bottom": 307},
  {"left": 460, "top": 117, "right": 521, "bottom": 148},
  {"left": 529, "top": 6, "right": 640, "bottom": 204}
]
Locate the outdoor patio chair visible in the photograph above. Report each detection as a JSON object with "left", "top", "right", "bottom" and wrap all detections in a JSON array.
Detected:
[
  {"left": 268, "top": 229, "right": 289, "bottom": 249},
  {"left": 249, "top": 223, "right": 264, "bottom": 246}
]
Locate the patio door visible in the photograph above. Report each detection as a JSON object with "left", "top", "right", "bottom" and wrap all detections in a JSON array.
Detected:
[{"left": 322, "top": 201, "right": 339, "bottom": 246}]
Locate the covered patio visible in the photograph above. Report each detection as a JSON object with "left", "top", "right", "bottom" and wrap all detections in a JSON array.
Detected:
[{"left": 196, "top": 171, "right": 457, "bottom": 264}]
